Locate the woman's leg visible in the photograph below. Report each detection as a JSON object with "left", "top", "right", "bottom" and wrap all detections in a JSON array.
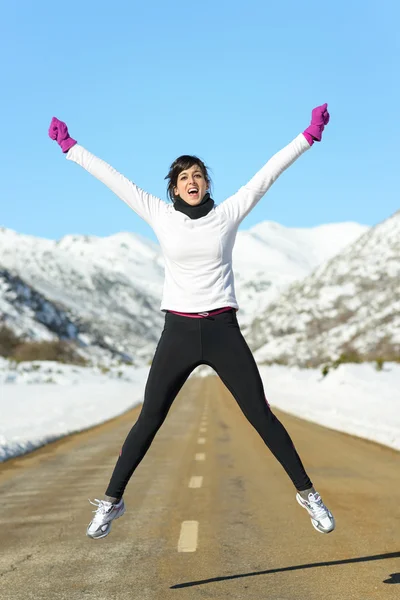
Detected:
[
  {"left": 203, "top": 311, "right": 312, "bottom": 491},
  {"left": 105, "top": 315, "right": 201, "bottom": 499}
]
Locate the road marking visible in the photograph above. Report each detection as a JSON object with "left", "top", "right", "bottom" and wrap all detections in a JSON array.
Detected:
[
  {"left": 178, "top": 521, "right": 198, "bottom": 552},
  {"left": 195, "top": 453, "right": 206, "bottom": 461},
  {"left": 199, "top": 427, "right": 207, "bottom": 433},
  {"left": 197, "top": 437, "right": 206, "bottom": 444},
  {"left": 189, "top": 476, "right": 203, "bottom": 488}
]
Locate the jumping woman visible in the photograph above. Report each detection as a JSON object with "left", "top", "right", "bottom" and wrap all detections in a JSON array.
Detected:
[{"left": 48, "top": 104, "right": 335, "bottom": 539}]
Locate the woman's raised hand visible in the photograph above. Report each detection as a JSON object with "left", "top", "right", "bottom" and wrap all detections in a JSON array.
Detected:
[
  {"left": 303, "top": 103, "right": 330, "bottom": 144},
  {"left": 48, "top": 117, "right": 77, "bottom": 153}
]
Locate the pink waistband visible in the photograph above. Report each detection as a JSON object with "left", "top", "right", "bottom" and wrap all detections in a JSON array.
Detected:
[{"left": 168, "top": 306, "right": 234, "bottom": 319}]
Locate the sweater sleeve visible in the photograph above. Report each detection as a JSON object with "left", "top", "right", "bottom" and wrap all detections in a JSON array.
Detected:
[
  {"left": 217, "top": 133, "right": 311, "bottom": 225},
  {"left": 66, "top": 144, "right": 166, "bottom": 226}
]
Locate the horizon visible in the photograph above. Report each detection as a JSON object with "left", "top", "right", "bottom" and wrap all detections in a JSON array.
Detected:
[{"left": 1, "top": 215, "right": 373, "bottom": 244}]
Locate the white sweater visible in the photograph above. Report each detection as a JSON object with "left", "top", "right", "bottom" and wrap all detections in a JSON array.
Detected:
[{"left": 66, "top": 134, "right": 310, "bottom": 312}]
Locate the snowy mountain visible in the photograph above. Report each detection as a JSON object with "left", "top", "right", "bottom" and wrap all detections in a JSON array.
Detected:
[
  {"left": 0, "top": 268, "right": 79, "bottom": 342},
  {"left": 248, "top": 211, "right": 400, "bottom": 367},
  {"left": 0, "top": 228, "right": 165, "bottom": 363},
  {"left": 0, "top": 220, "right": 367, "bottom": 364},
  {"left": 233, "top": 221, "right": 368, "bottom": 328},
  {"left": 0, "top": 268, "right": 145, "bottom": 362}
]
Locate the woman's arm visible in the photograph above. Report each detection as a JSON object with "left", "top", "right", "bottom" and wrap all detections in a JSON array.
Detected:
[
  {"left": 218, "top": 104, "right": 330, "bottom": 225},
  {"left": 48, "top": 117, "right": 165, "bottom": 226},
  {"left": 66, "top": 144, "right": 165, "bottom": 225}
]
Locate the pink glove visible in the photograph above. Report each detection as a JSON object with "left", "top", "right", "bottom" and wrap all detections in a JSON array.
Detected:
[
  {"left": 48, "top": 117, "right": 77, "bottom": 153},
  {"left": 303, "top": 103, "right": 330, "bottom": 145}
]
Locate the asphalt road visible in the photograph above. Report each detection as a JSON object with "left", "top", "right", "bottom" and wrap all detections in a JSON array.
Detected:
[{"left": 0, "top": 376, "right": 399, "bottom": 600}]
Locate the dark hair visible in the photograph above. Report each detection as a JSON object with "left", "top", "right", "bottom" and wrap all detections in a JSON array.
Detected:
[{"left": 165, "top": 155, "right": 212, "bottom": 202}]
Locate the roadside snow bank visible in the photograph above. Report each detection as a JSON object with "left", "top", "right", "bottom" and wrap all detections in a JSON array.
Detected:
[
  {"left": 0, "top": 365, "right": 149, "bottom": 462},
  {"left": 259, "top": 363, "right": 400, "bottom": 451},
  {"left": 1, "top": 361, "right": 398, "bottom": 464}
]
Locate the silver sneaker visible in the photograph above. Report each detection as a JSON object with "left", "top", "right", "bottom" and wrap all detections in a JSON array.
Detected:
[
  {"left": 296, "top": 491, "right": 335, "bottom": 534},
  {"left": 86, "top": 498, "right": 126, "bottom": 539}
]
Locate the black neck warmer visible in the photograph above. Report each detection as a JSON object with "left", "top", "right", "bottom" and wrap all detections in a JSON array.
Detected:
[{"left": 173, "top": 192, "right": 215, "bottom": 220}]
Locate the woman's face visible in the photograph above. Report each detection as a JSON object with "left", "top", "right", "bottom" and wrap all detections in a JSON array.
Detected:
[{"left": 173, "top": 164, "right": 209, "bottom": 205}]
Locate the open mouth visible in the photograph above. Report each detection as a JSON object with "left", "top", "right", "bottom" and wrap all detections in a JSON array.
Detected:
[{"left": 188, "top": 187, "right": 199, "bottom": 197}]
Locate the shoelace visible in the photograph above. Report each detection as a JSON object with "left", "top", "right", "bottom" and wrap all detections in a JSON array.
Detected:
[
  {"left": 88, "top": 498, "right": 113, "bottom": 521},
  {"left": 307, "top": 494, "right": 329, "bottom": 520}
]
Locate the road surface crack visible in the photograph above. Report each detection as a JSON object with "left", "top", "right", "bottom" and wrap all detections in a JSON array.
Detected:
[{"left": 0, "top": 553, "right": 33, "bottom": 578}]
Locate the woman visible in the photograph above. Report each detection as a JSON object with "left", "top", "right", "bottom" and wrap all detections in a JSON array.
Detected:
[{"left": 49, "top": 104, "right": 335, "bottom": 539}]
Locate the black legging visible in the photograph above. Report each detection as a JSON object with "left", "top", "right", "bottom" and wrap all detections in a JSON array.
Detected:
[{"left": 105, "top": 309, "right": 312, "bottom": 498}]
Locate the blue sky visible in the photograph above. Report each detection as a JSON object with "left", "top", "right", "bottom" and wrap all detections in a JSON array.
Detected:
[{"left": 0, "top": 0, "right": 398, "bottom": 243}]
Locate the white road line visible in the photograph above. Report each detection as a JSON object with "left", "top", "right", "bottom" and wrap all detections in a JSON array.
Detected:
[
  {"left": 178, "top": 521, "right": 198, "bottom": 552},
  {"left": 197, "top": 437, "right": 206, "bottom": 444},
  {"left": 188, "top": 476, "right": 203, "bottom": 488},
  {"left": 195, "top": 453, "right": 206, "bottom": 461},
  {"left": 199, "top": 427, "right": 207, "bottom": 433}
]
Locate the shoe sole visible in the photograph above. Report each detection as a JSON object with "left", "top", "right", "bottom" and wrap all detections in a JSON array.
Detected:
[
  {"left": 296, "top": 494, "right": 335, "bottom": 534},
  {"left": 86, "top": 505, "right": 126, "bottom": 540}
]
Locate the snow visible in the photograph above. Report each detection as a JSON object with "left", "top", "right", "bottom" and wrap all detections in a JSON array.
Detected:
[
  {"left": 0, "top": 362, "right": 149, "bottom": 462},
  {"left": 1, "top": 360, "right": 398, "bottom": 464},
  {"left": 233, "top": 220, "right": 368, "bottom": 326},
  {"left": 259, "top": 363, "right": 400, "bottom": 452}
]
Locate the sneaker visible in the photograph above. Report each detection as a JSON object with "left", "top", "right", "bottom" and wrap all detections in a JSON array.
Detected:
[
  {"left": 86, "top": 498, "right": 126, "bottom": 539},
  {"left": 296, "top": 491, "right": 335, "bottom": 534}
]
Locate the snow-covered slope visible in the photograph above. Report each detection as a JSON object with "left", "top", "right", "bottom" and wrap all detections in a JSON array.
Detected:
[
  {"left": 249, "top": 211, "right": 400, "bottom": 366},
  {"left": 0, "top": 268, "right": 79, "bottom": 342},
  {"left": 0, "top": 268, "right": 140, "bottom": 362},
  {"left": 0, "top": 228, "right": 165, "bottom": 362},
  {"left": 233, "top": 221, "right": 368, "bottom": 327}
]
